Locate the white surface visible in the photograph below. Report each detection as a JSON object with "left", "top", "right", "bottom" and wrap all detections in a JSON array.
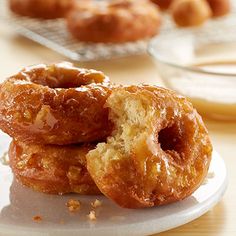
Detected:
[{"left": 0, "top": 132, "right": 227, "bottom": 236}]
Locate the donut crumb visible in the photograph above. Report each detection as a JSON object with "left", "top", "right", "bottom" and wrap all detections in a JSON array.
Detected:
[
  {"left": 207, "top": 172, "right": 215, "bottom": 179},
  {"left": 0, "top": 152, "right": 9, "bottom": 166},
  {"left": 88, "top": 210, "right": 96, "bottom": 221},
  {"left": 59, "top": 219, "right": 65, "bottom": 224},
  {"left": 66, "top": 199, "right": 81, "bottom": 212},
  {"left": 33, "top": 215, "right": 42, "bottom": 222},
  {"left": 91, "top": 199, "right": 102, "bottom": 208}
]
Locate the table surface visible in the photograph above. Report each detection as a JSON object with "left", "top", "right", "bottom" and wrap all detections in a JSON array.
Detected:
[{"left": 0, "top": 22, "right": 236, "bottom": 236}]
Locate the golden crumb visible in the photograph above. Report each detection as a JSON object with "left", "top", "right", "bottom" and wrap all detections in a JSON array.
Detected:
[
  {"left": 91, "top": 199, "right": 102, "bottom": 208},
  {"left": 59, "top": 219, "right": 65, "bottom": 224},
  {"left": 33, "top": 215, "right": 42, "bottom": 222},
  {"left": 66, "top": 199, "right": 81, "bottom": 212},
  {"left": 0, "top": 152, "right": 9, "bottom": 166},
  {"left": 88, "top": 210, "right": 96, "bottom": 221},
  {"left": 207, "top": 172, "right": 215, "bottom": 179},
  {"left": 202, "top": 178, "right": 208, "bottom": 185}
]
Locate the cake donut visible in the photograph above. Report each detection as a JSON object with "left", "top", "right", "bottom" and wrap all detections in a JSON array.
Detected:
[
  {"left": 66, "top": 0, "right": 162, "bottom": 43},
  {"left": 9, "top": 140, "right": 101, "bottom": 195},
  {"left": 87, "top": 85, "right": 212, "bottom": 208},
  {"left": 0, "top": 62, "right": 112, "bottom": 145},
  {"left": 9, "top": 0, "right": 75, "bottom": 19}
]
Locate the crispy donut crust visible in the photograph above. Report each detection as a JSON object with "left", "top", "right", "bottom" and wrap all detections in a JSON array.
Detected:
[
  {"left": 9, "top": 140, "right": 101, "bottom": 195},
  {"left": 9, "top": 0, "right": 75, "bottom": 19},
  {"left": 87, "top": 85, "right": 212, "bottom": 208},
  {"left": 66, "top": 0, "right": 162, "bottom": 43},
  {"left": 0, "top": 62, "right": 112, "bottom": 145}
]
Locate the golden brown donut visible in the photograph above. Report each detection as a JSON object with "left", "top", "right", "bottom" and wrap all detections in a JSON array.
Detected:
[
  {"left": 87, "top": 85, "right": 212, "bottom": 208},
  {"left": 206, "top": 0, "right": 231, "bottom": 17},
  {"left": 171, "top": 0, "right": 212, "bottom": 27},
  {"left": 9, "top": 140, "right": 101, "bottom": 195},
  {"left": 150, "top": 0, "right": 173, "bottom": 10},
  {"left": 66, "top": 0, "right": 162, "bottom": 43},
  {"left": 0, "top": 62, "right": 112, "bottom": 145},
  {"left": 9, "top": 0, "right": 75, "bottom": 19}
]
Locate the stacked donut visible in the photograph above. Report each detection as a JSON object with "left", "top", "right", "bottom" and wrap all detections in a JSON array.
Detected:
[{"left": 0, "top": 62, "right": 213, "bottom": 208}]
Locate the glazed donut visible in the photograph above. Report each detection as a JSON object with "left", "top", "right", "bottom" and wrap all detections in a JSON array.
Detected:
[
  {"left": 9, "top": 0, "right": 75, "bottom": 19},
  {"left": 150, "top": 0, "right": 173, "bottom": 10},
  {"left": 206, "top": 0, "right": 231, "bottom": 17},
  {"left": 9, "top": 140, "right": 101, "bottom": 195},
  {"left": 87, "top": 85, "right": 212, "bottom": 208},
  {"left": 171, "top": 0, "right": 212, "bottom": 27},
  {"left": 66, "top": 0, "right": 162, "bottom": 43},
  {"left": 0, "top": 62, "right": 112, "bottom": 145}
]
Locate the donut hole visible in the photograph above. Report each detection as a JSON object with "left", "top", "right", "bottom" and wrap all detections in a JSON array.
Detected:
[
  {"left": 158, "top": 124, "right": 183, "bottom": 155},
  {"left": 27, "top": 63, "right": 107, "bottom": 89}
]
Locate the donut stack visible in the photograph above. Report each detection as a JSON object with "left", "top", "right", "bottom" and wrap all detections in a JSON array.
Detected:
[
  {"left": 0, "top": 62, "right": 112, "bottom": 195},
  {"left": 0, "top": 62, "right": 212, "bottom": 208}
]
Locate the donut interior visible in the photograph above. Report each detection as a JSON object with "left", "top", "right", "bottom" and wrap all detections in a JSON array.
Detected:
[
  {"left": 88, "top": 89, "right": 186, "bottom": 171},
  {"left": 89, "top": 90, "right": 153, "bottom": 169}
]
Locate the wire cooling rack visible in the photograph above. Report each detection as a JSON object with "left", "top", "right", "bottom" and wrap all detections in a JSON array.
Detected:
[
  {"left": 0, "top": 0, "right": 236, "bottom": 61},
  {"left": 0, "top": 0, "right": 152, "bottom": 61}
]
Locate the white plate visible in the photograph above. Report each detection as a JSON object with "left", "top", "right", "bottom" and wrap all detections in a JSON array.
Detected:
[{"left": 0, "top": 132, "right": 227, "bottom": 236}]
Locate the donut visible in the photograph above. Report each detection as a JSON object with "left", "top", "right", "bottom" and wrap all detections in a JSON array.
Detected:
[
  {"left": 66, "top": 0, "right": 162, "bottom": 43},
  {"left": 86, "top": 85, "right": 212, "bottom": 208},
  {"left": 150, "top": 0, "right": 173, "bottom": 10},
  {"left": 0, "top": 62, "right": 112, "bottom": 145},
  {"left": 9, "top": 0, "right": 75, "bottom": 19},
  {"left": 171, "top": 0, "right": 212, "bottom": 27},
  {"left": 206, "top": 0, "right": 231, "bottom": 17},
  {"left": 9, "top": 140, "right": 101, "bottom": 195}
]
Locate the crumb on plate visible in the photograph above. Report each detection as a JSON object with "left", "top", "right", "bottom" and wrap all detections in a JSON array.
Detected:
[
  {"left": 202, "top": 178, "right": 208, "bottom": 185},
  {"left": 59, "top": 219, "right": 65, "bottom": 224},
  {"left": 91, "top": 199, "right": 102, "bottom": 208},
  {"left": 66, "top": 199, "right": 81, "bottom": 212},
  {"left": 88, "top": 210, "right": 96, "bottom": 221},
  {"left": 207, "top": 172, "right": 215, "bottom": 179},
  {"left": 33, "top": 215, "right": 42, "bottom": 222},
  {"left": 0, "top": 152, "right": 9, "bottom": 166}
]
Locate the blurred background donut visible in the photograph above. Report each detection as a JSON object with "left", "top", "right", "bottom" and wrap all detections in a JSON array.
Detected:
[
  {"left": 150, "top": 0, "right": 173, "bottom": 10},
  {"left": 66, "top": 0, "right": 162, "bottom": 43},
  {"left": 9, "top": 0, "right": 76, "bottom": 19},
  {"left": 206, "top": 0, "right": 231, "bottom": 17},
  {"left": 170, "top": 0, "right": 212, "bottom": 27}
]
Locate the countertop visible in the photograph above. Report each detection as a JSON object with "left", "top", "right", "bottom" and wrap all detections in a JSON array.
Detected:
[{"left": 0, "top": 23, "right": 236, "bottom": 236}]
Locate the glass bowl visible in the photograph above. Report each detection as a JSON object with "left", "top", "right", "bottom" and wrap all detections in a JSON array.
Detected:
[{"left": 148, "top": 15, "right": 236, "bottom": 121}]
